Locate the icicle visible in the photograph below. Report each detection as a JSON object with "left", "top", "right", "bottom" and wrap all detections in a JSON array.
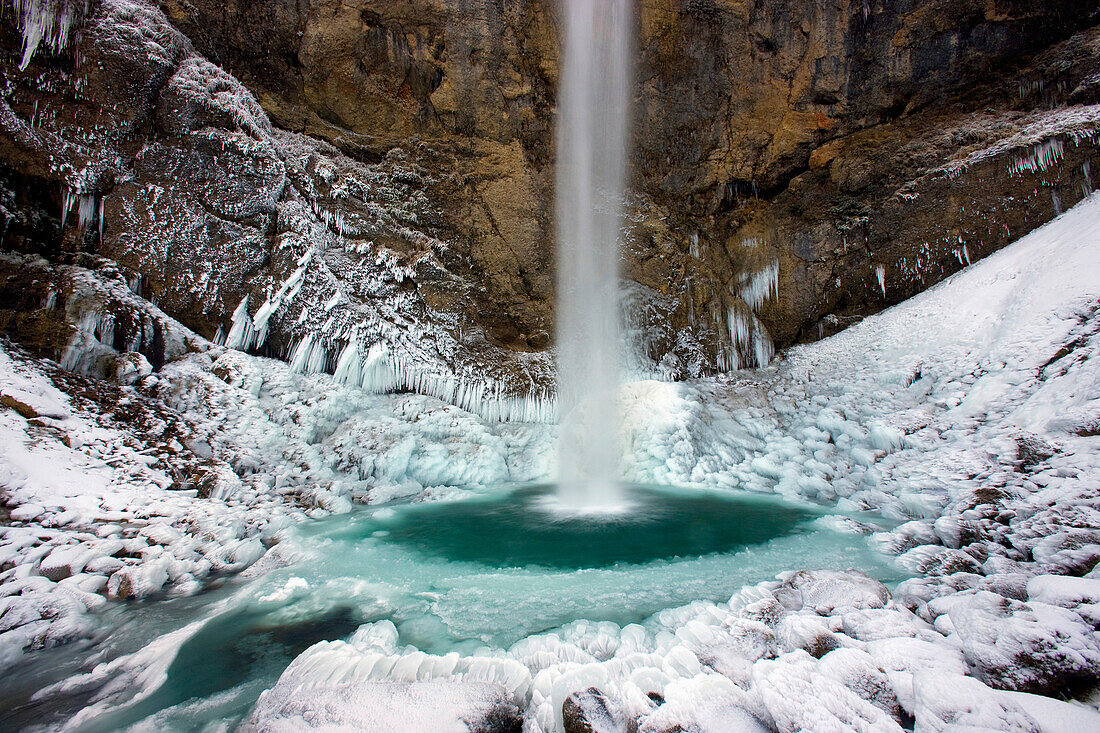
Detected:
[
  {"left": 306, "top": 339, "right": 328, "bottom": 374},
  {"left": 288, "top": 335, "right": 314, "bottom": 373},
  {"left": 224, "top": 296, "right": 256, "bottom": 351},
  {"left": 77, "top": 193, "right": 95, "bottom": 230},
  {"left": 97, "top": 195, "right": 105, "bottom": 241},
  {"left": 724, "top": 303, "right": 774, "bottom": 370},
  {"left": 14, "top": 0, "right": 89, "bottom": 70},
  {"left": 1008, "top": 138, "right": 1065, "bottom": 176},
  {"left": 251, "top": 249, "right": 314, "bottom": 348},
  {"left": 333, "top": 336, "right": 363, "bottom": 385},
  {"left": 60, "top": 186, "right": 73, "bottom": 230},
  {"left": 874, "top": 264, "right": 886, "bottom": 298},
  {"left": 360, "top": 343, "right": 399, "bottom": 393},
  {"left": 737, "top": 260, "right": 779, "bottom": 310}
]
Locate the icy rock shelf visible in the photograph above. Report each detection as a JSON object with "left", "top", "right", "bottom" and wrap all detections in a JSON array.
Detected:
[{"left": 2, "top": 195, "right": 1100, "bottom": 731}]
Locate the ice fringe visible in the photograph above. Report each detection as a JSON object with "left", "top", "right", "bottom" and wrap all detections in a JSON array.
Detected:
[
  {"left": 1008, "top": 138, "right": 1065, "bottom": 176},
  {"left": 737, "top": 260, "right": 779, "bottom": 311},
  {"left": 720, "top": 303, "right": 774, "bottom": 372},
  {"left": 227, "top": 299, "right": 556, "bottom": 423},
  {"left": 12, "top": 0, "right": 89, "bottom": 70},
  {"left": 328, "top": 336, "right": 557, "bottom": 423}
]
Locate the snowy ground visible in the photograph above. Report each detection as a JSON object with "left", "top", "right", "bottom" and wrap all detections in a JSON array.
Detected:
[{"left": 2, "top": 196, "right": 1100, "bottom": 730}]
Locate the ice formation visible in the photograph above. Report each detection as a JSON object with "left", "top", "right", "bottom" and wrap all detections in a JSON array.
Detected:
[
  {"left": 12, "top": 0, "right": 88, "bottom": 70},
  {"left": 737, "top": 261, "right": 779, "bottom": 311}
]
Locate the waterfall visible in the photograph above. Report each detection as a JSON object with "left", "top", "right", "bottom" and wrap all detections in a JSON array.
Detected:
[{"left": 555, "top": 0, "right": 633, "bottom": 508}]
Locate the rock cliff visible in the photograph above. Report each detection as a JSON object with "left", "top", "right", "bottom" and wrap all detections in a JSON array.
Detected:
[{"left": 2, "top": 0, "right": 1099, "bottom": 408}]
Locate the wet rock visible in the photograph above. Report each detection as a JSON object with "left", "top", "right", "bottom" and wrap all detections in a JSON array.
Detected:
[{"left": 563, "top": 687, "right": 628, "bottom": 733}]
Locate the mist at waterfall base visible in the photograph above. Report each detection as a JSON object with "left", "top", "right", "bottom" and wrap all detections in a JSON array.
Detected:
[{"left": 554, "top": 0, "right": 632, "bottom": 509}]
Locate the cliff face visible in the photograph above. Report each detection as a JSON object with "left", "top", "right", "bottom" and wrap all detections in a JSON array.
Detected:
[{"left": 1, "top": 0, "right": 1099, "bottom": 403}]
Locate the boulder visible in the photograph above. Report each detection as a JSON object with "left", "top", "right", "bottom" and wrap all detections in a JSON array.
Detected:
[
  {"left": 563, "top": 687, "right": 629, "bottom": 733},
  {"left": 947, "top": 590, "right": 1100, "bottom": 693}
]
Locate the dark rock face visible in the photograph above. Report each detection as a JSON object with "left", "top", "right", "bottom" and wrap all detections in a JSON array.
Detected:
[{"left": 2, "top": 0, "right": 1099, "bottom": 398}]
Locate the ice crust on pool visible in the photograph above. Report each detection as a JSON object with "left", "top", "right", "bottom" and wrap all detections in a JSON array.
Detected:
[{"left": 2, "top": 191, "right": 1100, "bottom": 729}]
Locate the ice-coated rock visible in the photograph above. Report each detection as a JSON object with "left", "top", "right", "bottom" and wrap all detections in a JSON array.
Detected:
[
  {"left": 946, "top": 590, "right": 1100, "bottom": 693},
  {"left": 562, "top": 687, "right": 628, "bottom": 733},
  {"left": 816, "top": 648, "right": 904, "bottom": 722},
  {"left": 995, "top": 689, "right": 1100, "bottom": 733},
  {"left": 752, "top": 651, "right": 904, "bottom": 732},
  {"left": 638, "top": 675, "right": 769, "bottom": 733},
  {"left": 107, "top": 560, "right": 170, "bottom": 600},
  {"left": 242, "top": 679, "right": 522, "bottom": 732},
  {"left": 1026, "top": 574, "right": 1100, "bottom": 627},
  {"left": 774, "top": 613, "right": 842, "bottom": 658},
  {"left": 774, "top": 570, "right": 890, "bottom": 615},
  {"left": 840, "top": 606, "right": 936, "bottom": 642},
  {"left": 865, "top": 637, "right": 968, "bottom": 713},
  {"left": 912, "top": 672, "right": 1040, "bottom": 732}
]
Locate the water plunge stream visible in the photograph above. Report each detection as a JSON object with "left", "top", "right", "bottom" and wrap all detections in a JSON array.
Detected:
[{"left": 555, "top": 0, "right": 633, "bottom": 508}]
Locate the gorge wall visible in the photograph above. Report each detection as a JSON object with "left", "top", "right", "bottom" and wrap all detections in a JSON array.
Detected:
[{"left": 2, "top": 0, "right": 1099, "bottom": 406}]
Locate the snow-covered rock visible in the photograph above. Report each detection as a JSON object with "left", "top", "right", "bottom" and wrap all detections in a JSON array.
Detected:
[
  {"left": 242, "top": 679, "right": 522, "bottom": 733},
  {"left": 946, "top": 590, "right": 1100, "bottom": 693}
]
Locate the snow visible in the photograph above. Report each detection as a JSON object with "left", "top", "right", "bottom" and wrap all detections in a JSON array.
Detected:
[
  {"left": 243, "top": 679, "right": 519, "bottom": 733},
  {"left": 995, "top": 690, "right": 1100, "bottom": 733},
  {"left": 3, "top": 182, "right": 1100, "bottom": 728}
]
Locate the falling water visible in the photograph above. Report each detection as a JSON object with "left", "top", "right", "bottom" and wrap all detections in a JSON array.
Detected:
[{"left": 555, "top": 0, "right": 633, "bottom": 508}]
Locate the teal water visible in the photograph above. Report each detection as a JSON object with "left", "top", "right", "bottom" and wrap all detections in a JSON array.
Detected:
[
  {"left": 4, "top": 484, "right": 904, "bottom": 731},
  {"left": 335, "top": 484, "right": 818, "bottom": 569}
]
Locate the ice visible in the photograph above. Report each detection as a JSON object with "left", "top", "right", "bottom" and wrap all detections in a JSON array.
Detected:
[
  {"left": 738, "top": 260, "right": 779, "bottom": 311},
  {"left": 13, "top": 0, "right": 89, "bottom": 70},
  {"left": 995, "top": 690, "right": 1100, "bottom": 733},
  {"left": 1026, "top": 575, "right": 1100, "bottom": 625},
  {"left": 912, "top": 672, "right": 1040, "bottom": 732},
  {"left": 5, "top": 176, "right": 1100, "bottom": 730},
  {"left": 945, "top": 590, "right": 1100, "bottom": 693}
]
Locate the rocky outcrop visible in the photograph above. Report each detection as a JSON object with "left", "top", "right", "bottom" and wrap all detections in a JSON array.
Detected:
[{"left": 1, "top": 0, "right": 1099, "bottom": 403}]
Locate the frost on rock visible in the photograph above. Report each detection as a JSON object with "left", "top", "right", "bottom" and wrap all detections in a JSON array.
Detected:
[
  {"left": 912, "top": 672, "right": 1040, "bottom": 733},
  {"left": 773, "top": 570, "right": 891, "bottom": 616},
  {"left": 944, "top": 590, "right": 1100, "bottom": 693}
]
